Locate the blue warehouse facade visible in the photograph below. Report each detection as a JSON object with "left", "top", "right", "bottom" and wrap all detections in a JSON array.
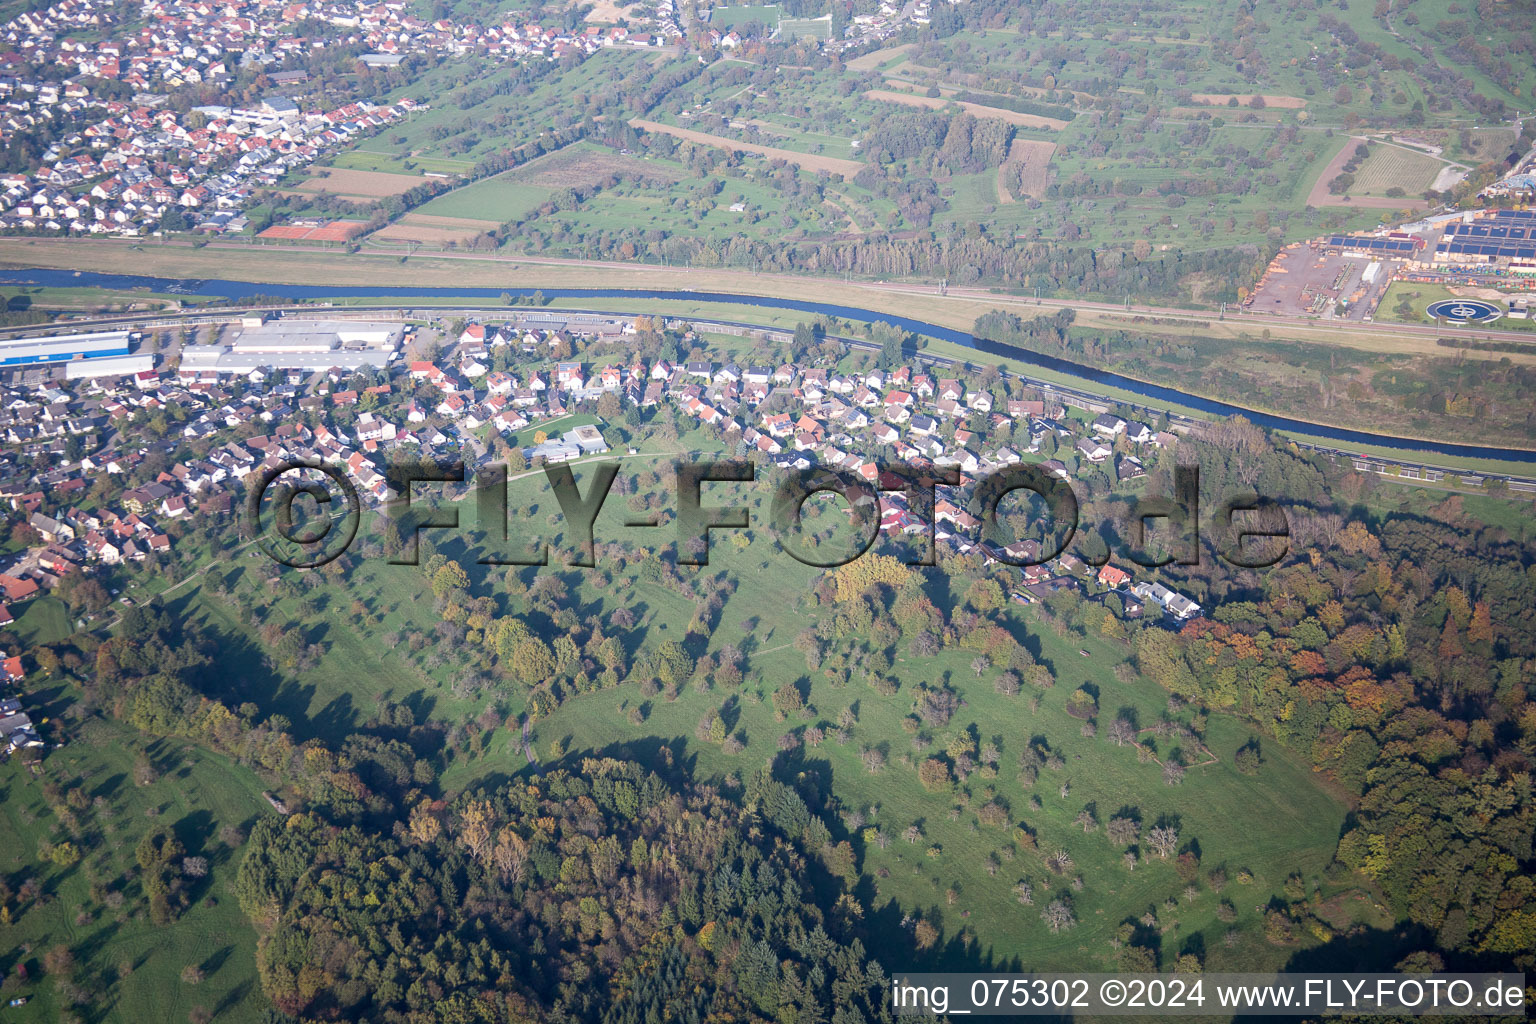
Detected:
[{"left": 0, "top": 330, "right": 133, "bottom": 368}]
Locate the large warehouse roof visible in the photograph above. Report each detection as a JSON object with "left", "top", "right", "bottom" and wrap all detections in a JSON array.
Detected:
[
  {"left": 180, "top": 320, "right": 402, "bottom": 374},
  {"left": 0, "top": 330, "right": 133, "bottom": 367},
  {"left": 64, "top": 354, "right": 156, "bottom": 380}
]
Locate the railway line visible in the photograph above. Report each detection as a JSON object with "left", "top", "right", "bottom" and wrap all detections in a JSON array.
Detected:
[{"left": 3, "top": 293, "right": 1534, "bottom": 495}]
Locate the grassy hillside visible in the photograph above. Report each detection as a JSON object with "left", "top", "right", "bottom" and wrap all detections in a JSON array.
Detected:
[
  {"left": 0, "top": 716, "right": 270, "bottom": 1024},
  {"left": 167, "top": 449, "right": 1359, "bottom": 972}
]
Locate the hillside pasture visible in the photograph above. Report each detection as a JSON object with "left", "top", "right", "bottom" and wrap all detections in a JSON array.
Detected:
[
  {"left": 0, "top": 718, "right": 271, "bottom": 1024},
  {"left": 194, "top": 455, "right": 1355, "bottom": 975}
]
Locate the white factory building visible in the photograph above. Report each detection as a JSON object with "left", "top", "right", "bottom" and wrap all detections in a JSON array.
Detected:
[
  {"left": 179, "top": 320, "right": 403, "bottom": 376},
  {"left": 64, "top": 354, "right": 157, "bottom": 379}
]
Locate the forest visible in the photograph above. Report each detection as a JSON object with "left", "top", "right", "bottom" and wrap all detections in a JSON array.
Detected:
[{"left": 236, "top": 759, "right": 888, "bottom": 1023}]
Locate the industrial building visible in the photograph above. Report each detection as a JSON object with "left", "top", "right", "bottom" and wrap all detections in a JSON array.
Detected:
[
  {"left": 1321, "top": 234, "right": 1423, "bottom": 256},
  {"left": 1432, "top": 210, "right": 1536, "bottom": 275},
  {"left": 178, "top": 320, "right": 403, "bottom": 376},
  {"left": 0, "top": 330, "right": 133, "bottom": 368},
  {"left": 64, "top": 354, "right": 156, "bottom": 380}
]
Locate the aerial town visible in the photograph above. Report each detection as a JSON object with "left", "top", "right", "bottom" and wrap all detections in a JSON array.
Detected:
[
  {"left": 0, "top": 0, "right": 954, "bottom": 237},
  {"left": 0, "top": 303, "right": 1209, "bottom": 759},
  {"left": 2, "top": 0, "right": 1536, "bottom": 1018},
  {"left": 0, "top": 0, "right": 691, "bottom": 235}
]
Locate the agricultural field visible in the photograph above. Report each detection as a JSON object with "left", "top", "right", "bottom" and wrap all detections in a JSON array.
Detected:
[
  {"left": 1346, "top": 145, "right": 1445, "bottom": 197},
  {"left": 257, "top": 219, "right": 369, "bottom": 243},
  {"left": 328, "top": 148, "right": 474, "bottom": 177},
  {"left": 997, "top": 138, "right": 1056, "bottom": 202},
  {"left": 706, "top": 3, "right": 781, "bottom": 31},
  {"left": 371, "top": 214, "right": 500, "bottom": 246},
  {"left": 388, "top": 141, "right": 699, "bottom": 242},
  {"left": 845, "top": 42, "right": 914, "bottom": 72},
  {"left": 1185, "top": 93, "right": 1307, "bottom": 109},
  {"left": 862, "top": 89, "right": 1069, "bottom": 130},
  {"left": 414, "top": 176, "right": 555, "bottom": 222},
  {"left": 582, "top": 0, "right": 640, "bottom": 23},
  {"left": 286, "top": 167, "right": 428, "bottom": 202}
]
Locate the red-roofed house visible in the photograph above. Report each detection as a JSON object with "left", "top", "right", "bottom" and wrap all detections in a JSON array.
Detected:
[
  {"left": 1098, "top": 564, "right": 1132, "bottom": 589},
  {"left": 0, "top": 575, "right": 38, "bottom": 601}
]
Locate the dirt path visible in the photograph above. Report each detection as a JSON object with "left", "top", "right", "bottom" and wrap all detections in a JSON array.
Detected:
[
  {"left": 823, "top": 194, "right": 864, "bottom": 234},
  {"left": 863, "top": 89, "right": 1069, "bottom": 130},
  {"left": 629, "top": 118, "right": 864, "bottom": 176},
  {"left": 520, "top": 716, "right": 544, "bottom": 774}
]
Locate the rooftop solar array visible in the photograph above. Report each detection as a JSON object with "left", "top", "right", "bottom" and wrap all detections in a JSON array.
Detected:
[
  {"left": 1444, "top": 223, "right": 1533, "bottom": 241},
  {"left": 1325, "top": 235, "right": 1418, "bottom": 252},
  {"left": 1435, "top": 212, "right": 1536, "bottom": 260},
  {"left": 1437, "top": 241, "right": 1536, "bottom": 259}
]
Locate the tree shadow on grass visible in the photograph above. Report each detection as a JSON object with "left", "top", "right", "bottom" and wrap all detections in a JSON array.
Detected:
[
  {"left": 198, "top": 945, "right": 234, "bottom": 979},
  {"left": 309, "top": 692, "right": 359, "bottom": 743},
  {"left": 213, "top": 979, "right": 254, "bottom": 1019},
  {"left": 89, "top": 772, "right": 127, "bottom": 803}
]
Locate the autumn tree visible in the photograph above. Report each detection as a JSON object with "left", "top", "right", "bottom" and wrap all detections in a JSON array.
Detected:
[
  {"left": 1147, "top": 825, "right": 1179, "bottom": 859},
  {"left": 1107, "top": 816, "right": 1140, "bottom": 847},
  {"left": 918, "top": 757, "right": 952, "bottom": 792},
  {"left": 1041, "top": 898, "right": 1076, "bottom": 932}
]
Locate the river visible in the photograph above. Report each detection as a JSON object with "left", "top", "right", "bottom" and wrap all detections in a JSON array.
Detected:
[{"left": 2, "top": 266, "right": 1533, "bottom": 465}]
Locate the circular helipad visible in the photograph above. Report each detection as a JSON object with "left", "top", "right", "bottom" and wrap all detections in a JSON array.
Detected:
[{"left": 1425, "top": 298, "right": 1502, "bottom": 323}]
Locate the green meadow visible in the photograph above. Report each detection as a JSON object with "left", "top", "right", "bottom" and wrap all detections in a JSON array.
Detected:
[
  {"left": 1, "top": 717, "right": 270, "bottom": 1024},
  {"left": 156, "top": 443, "right": 1357, "bottom": 971}
]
